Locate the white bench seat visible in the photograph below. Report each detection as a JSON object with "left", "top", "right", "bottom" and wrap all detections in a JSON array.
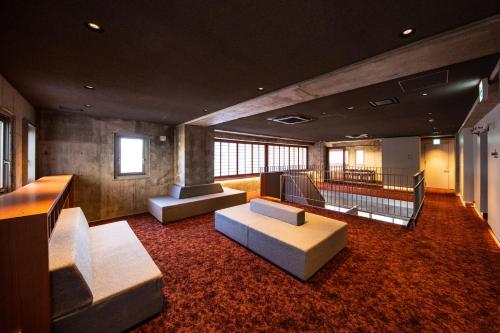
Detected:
[
  {"left": 215, "top": 201, "right": 348, "bottom": 281},
  {"left": 148, "top": 187, "right": 246, "bottom": 223},
  {"left": 50, "top": 208, "right": 163, "bottom": 333}
]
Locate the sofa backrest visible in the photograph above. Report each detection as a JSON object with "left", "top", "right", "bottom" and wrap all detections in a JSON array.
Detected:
[
  {"left": 249, "top": 198, "right": 305, "bottom": 226},
  {"left": 169, "top": 183, "right": 224, "bottom": 199},
  {"left": 49, "top": 207, "right": 93, "bottom": 319}
]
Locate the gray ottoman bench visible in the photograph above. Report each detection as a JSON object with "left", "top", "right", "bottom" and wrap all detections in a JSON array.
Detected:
[
  {"left": 215, "top": 199, "right": 348, "bottom": 281},
  {"left": 148, "top": 183, "right": 246, "bottom": 223},
  {"left": 49, "top": 207, "right": 164, "bottom": 333}
]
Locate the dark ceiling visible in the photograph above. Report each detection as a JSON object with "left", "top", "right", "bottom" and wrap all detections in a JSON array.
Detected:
[
  {"left": 1, "top": 1, "right": 499, "bottom": 124},
  {"left": 217, "top": 54, "right": 500, "bottom": 141}
]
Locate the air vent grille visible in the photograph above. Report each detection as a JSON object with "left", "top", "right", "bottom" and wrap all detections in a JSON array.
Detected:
[
  {"left": 368, "top": 97, "right": 399, "bottom": 107},
  {"left": 398, "top": 70, "right": 449, "bottom": 92},
  {"left": 346, "top": 134, "right": 369, "bottom": 139},
  {"left": 268, "top": 115, "right": 313, "bottom": 125}
]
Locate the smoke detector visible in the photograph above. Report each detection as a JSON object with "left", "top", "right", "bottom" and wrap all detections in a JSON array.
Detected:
[{"left": 268, "top": 115, "right": 314, "bottom": 125}]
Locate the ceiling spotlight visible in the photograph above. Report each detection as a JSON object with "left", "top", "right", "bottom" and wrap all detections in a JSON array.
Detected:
[
  {"left": 84, "top": 104, "right": 92, "bottom": 108},
  {"left": 321, "top": 112, "right": 327, "bottom": 115},
  {"left": 421, "top": 92, "right": 428, "bottom": 96},
  {"left": 346, "top": 106, "right": 355, "bottom": 110},
  {"left": 428, "top": 118, "right": 435, "bottom": 123},
  {"left": 85, "top": 22, "right": 104, "bottom": 32},
  {"left": 84, "top": 85, "right": 95, "bottom": 90},
  {"left": 203, "top": 108, "right": 208, "bottom": 112},
  {"left": 257, "top": 87, "right": 264, "bottom": 91},
  {"left": 427, "top": 112, "right": 432, "bottom": 115},
  {"left": 400, "top": 28, "right": 415, "bottom": 37}
]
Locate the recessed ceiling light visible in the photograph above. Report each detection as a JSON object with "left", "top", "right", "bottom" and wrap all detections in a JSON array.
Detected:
[
  {"left": 84, "top": 85, "right": 95, "bottom": 90},
  {"left": 84, "top": 104, "right": 92, "bottom": 107},
  {"left": 203, "top": 108, "right": 208, "bottom": 112},
  {"left": 85, "top": 22, "right": 104, "bottom": 33},
  {"left": 321, "top": 112, "right": 327, "bottom": 115},
  {"left": 428, "top": 118, "right": 435, "bottom": 123},
  {"left": 427, "top": 112, "right": 432, "bottom": 115},
  {"left": 400, "top": 28, "right": 415, "bottom": 37},
  {"left": 257, "top": 87, "right": 264, "bottom": 91},
  {"left": 346, "top": 106, "right": 355, "bottom": 110},
  {"left": 421, "top": 92, "right": 428, "bottom": 96}
]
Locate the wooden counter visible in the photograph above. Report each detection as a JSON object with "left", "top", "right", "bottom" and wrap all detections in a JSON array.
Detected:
[{"left": 0, "top": 175, "right": 74, "bottom": 333}]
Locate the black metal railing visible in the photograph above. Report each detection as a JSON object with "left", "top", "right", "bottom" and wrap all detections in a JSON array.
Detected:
[{"left": 261, "top": 165, "right": 425, "bottom": 226}]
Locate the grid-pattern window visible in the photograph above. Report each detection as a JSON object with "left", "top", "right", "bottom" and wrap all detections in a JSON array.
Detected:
[
  {"left": 214, "top": 141, "right": 306, "bottom": 177},
  {"left": 268, "top": 145, "right": 307, "bottom": 170},
  {"left": 214, "top": 141, "right": 237, "bottom": 177},
  {"left": 252, "top": 144, "right": 265, "bottom": 173}
]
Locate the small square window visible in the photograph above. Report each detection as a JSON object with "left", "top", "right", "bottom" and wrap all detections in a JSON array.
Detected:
[
  {"left": 115, "top": 134, "right": 148, "bottom": 177},
  {"left": 355, "top": 149, "right": 364, "bottom": 165}
]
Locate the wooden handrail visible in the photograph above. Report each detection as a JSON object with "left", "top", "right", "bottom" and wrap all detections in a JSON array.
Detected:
[{"left": 0, "top": 175, "right": 74, "bottom": 333}]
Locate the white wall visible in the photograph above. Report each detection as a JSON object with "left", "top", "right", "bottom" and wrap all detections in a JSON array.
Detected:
[
  {"left": 382, "top": 136, "right": 421, "bottom": 174},
  {"left": 345, "top": 145, "right": 381, "bottom": 168},
  {"left": 458, "top": 128, "right": 475, "bottom": 203},
  {"left": 0, "top": 74, "right": 36, "bottom": 189},
  {"left": 475, "top": 103, "right": 500, "bottom": 238}
]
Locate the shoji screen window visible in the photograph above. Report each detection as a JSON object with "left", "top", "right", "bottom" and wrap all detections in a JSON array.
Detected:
[
  {"left": 252, "top": 144, "right": 265, "bottom": 173},
  {"left": 215, "top": 141, "right": 237, "bottom": 177}
]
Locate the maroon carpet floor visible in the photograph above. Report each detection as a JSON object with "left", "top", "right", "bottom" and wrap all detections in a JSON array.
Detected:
[{"left": 102, "top": 193, "right": 500, "bottom": 332}]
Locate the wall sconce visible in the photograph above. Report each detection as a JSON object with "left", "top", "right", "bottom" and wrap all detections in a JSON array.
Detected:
[{"left": 492, "top": 149, "right": 498, "bottom": 159}]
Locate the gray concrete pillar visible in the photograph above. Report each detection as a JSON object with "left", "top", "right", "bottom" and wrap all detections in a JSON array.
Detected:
[{"left": 174, "top": 124, "right": 214, "bottom": 186}]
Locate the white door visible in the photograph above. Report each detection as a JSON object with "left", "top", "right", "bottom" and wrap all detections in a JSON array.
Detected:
[{"left": 424, "top": 143, "right": 452, "bottom": 189}]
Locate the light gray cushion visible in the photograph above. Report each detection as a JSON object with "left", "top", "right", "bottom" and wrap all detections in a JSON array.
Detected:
[
  {"left": 249, "top": 198, "right": 305, "bottom": 226},
  {"left": 215, "top": 203, "right": 348, "bottom": 280},
  {"left": 49, "top": 207, "right": 93, "bottom": 319},
  {"left": 168, "top": 183, "right": 223, "bottom": 199},
  {"left": 149, "top": 187, "right": 246, "bottom": 223},
  {"left": 53, "top": 221, "right": 164, "bottom": 333}
]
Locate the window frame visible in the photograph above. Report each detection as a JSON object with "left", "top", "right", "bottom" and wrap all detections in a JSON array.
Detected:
[
  {"left": 114, "top": 133, "right": 149, "bottom": 178},
  {"left": 0, "top": 113, "right": 12, "bottom": 194},
  {"left": 214, "top": 139, "right": 308, "bottom": 179}
]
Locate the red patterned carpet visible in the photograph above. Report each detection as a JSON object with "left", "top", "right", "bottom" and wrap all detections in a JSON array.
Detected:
[{"left": 100, "top": 192, "right": 500, "bottom": 332}]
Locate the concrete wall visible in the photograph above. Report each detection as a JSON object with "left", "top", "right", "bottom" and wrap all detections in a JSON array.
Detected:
[
  {"left": 381, "top": 137, "right": 421, "bottom": 174},
  {"left": 174, "top": 124, "right": 214, "bottom": 186},
  {"left": 0, "top": 74, "right": 36, "bottom": 190},
  {"left": 308, "top": 141, "right": 326, "bottom": 167},
  {"left": 38, "top": 110, "right": 174, "bottom": 221}
]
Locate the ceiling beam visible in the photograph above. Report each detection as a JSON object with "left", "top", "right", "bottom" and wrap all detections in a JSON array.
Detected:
[{"left": 186, "top": 15, "right": 500, "bottom": 127}]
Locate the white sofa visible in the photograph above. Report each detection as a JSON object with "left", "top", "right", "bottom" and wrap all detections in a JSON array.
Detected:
[
  {"left": 148, "top": 183, "right": 246, "bottom": 223},
  {"left": 49, "top": 207, "right": 164, "bottom": 333},
  {"left": 215, "top": 199, "right": 348, "bottom": 281}
]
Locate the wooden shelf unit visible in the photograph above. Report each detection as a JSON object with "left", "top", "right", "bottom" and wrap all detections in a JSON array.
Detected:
[{"left": 0, "top": 175, "right": 74, "bottom": 333}]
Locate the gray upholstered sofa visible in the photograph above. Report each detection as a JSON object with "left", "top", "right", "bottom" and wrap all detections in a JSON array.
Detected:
[
  {"left": 148, "top": 183, "right": 246, "bottom": 223},
  {"left": 49, "top": 207, "right": 164, "bottom": 333},
  {"left": 215, "top": 199, "right": 348, "bottom": 281}
]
